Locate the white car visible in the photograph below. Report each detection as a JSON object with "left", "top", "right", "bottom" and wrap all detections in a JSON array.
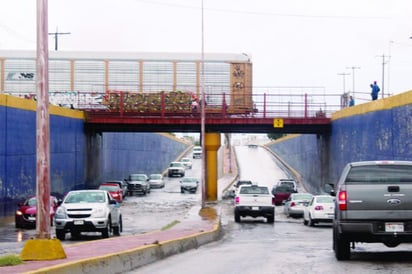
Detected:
[
  {"left": 54, "top": 190, "right": 122, "bottom": 240},
  {"left": 303, "top": 195, "right": 335, "bottom": 226},
  {"left": 148, "top": 173, "right": 165, "bottom": 188},
  {"left": 180, "top": 158, "right": 193, "bottom": 169},
  {"left": 168, "top": 162, "right": 185, "bottom": 177},
  {"left": 277, "top": 179, "right": 298, "bottom": 193}
]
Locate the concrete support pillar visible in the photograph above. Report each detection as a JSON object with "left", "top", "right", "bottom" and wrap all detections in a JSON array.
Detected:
[{"left": 205, "top": 133, "right": 221, "bottom": 202}]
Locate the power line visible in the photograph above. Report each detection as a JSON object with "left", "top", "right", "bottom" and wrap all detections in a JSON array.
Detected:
[{"left": 48, "top": 28, "right": 71, "bottom": 51}]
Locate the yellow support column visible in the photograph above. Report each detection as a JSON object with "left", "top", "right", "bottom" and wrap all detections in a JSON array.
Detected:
[{"left": 205, "top": 133, "right": 221, "bottom": 202}]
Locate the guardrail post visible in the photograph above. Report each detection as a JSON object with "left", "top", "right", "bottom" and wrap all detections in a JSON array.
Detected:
[
  {"left": 304, "top": 93, "right": 308, "bottom": 118},
  {"left": 263, "top": 93, "right": 266, "bottom": 118},
  {"left": 120, "top": 91, "right": 124, "bottom": 117},
  {"left": 222, "top": 93, "right": 227, "bottom": 117},
  {"left": 161, "top": 91, "right": 165, "bottom": 118}
]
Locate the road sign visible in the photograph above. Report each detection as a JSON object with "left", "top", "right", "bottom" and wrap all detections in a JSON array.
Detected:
[{"left": 273, "top": 118, "right": 284, "bottom": 128}]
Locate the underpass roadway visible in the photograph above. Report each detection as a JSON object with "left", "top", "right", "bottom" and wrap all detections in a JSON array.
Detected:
[{"left": 1, "top": 174, "right": 237, "bottom": 274}]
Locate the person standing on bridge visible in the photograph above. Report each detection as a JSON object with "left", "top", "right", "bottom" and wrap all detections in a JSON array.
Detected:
[
  {"left": 370, "top": 81, "right": 380, "bottom": 101},
  {"left": 191, "top": 99, "right": 198, "bottom": 112},
  {"left": 349, "top": 96, "right": 355, "bottom": 107}
]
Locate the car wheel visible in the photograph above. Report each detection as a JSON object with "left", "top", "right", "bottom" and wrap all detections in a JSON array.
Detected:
[
  {"left": 267, "top": 215, "right": 274, "bottom": 223},
  {"left": 113, "top": 215, "right": 122, "bottom": 236},
  {"left": 101, "top": 220, "right": 110, "bottom": 238},
  {"left": 234, "top": 208, "right": 241, "bottom": 223},
  {"left": 303, "top": 218, "right": 308, "bottom": 225},
  {"left": 334, "top": 226, "right": 351, "bottom": 260},
  {"left": 308, "top": 215, "right": 315, "bottom": 227},
  {"left": 181, "top": 188, "right": 184, "bottom": 193},
  {"left": 56, "top": 229, "right": 65, "bottom": 241}
]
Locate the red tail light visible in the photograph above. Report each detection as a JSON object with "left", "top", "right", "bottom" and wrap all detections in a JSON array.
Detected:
[
  {"left": 314, "top": 205, "right": 324, "bottom": 210},
  {"left": 272, "top": 197, "right": 275, "bottom": 205},
  {"left": 290, "top": 201, "right": 296, "bottom": 207},
  {"left": 338, "top": 190, "right": 347, "bottom": 210},
  {"left": 235, "top": 196, "right": 240, "bottom": 204}
]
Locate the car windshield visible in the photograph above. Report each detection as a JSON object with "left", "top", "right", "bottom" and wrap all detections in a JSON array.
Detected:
[
  {"left": 99, "top": 185, "right": 119, "bottom": 192},
  {"left": 182, "top": 178, "right": 197, "bottom": 182},
  {"left": 274, "top": 185, "right": 293, "bottom": 192},
  {"left": 26, "top": 197, "right": 37, "bottom": 206},
  {"left": 316, "top": 196, "right": 334, "bottom": 203},
  {"left": 345, "top": 165, "right": 412, "bottom": 184},
  {"left": 236, "top": 181, "right": 252, "bottom": 187},
  {"left": 293, "top": 194, "right": 312, "bottom": 200},
  {"left": 25, "top": 197, "right": 55, "bottom": 206},
  {"left": 150, "top": 174, "right": 162, "bottom": 179},
  {"left": 239, "top": 186, "right": 269, "bottom": 195},
  {"left": 170, "top": 162, "right": 183, "bottom": 167},
  {"left": 65, "top": 192, "right": 106, "bottom": 203},
  {"left": 129, "top": 175, "right": 146, "bottom": 181},
  {"left": 182, "top": 159, "right": 190, "bottom": 162}
]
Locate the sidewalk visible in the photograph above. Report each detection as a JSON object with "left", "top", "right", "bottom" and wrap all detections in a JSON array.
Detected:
[{"left": 2, "top": 174, "right": 237, "bottom": 274}]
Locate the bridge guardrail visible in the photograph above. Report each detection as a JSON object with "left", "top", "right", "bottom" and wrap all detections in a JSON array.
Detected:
[{"left": 9, "top": 90, "right": 344, "bottom": 119}]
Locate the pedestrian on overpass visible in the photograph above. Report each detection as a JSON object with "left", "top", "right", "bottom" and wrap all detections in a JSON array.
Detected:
[
  {"left": 349, "top": 96, "right": 355, "bottom": 107},
  {"left": 370, "top": 81, "right": 380, "bottom": 101}
]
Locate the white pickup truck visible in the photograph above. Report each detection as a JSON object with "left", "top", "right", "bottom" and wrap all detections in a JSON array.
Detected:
[{"left": 234, "top": 184, "right": 275, "bottom": 223}]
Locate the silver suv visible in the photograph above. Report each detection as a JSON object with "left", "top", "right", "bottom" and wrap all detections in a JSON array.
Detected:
[
  {"left": 54, "top": 190, "right": 122, "bottom": 240},
  {"left": 331, "top": 160, "right": 412, "bottom": 260}
]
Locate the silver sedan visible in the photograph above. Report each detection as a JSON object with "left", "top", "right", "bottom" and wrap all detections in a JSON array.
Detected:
[{"left": 283, "top": 193, "right": 313, "bottom": 218}]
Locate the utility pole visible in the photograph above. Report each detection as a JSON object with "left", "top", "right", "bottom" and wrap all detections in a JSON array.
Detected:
[
  {"left": 337, "top": 72, "right": 350, "bottom": 93},
  {"left": 346, "top": 66, "right": 360, "bottom": 97},
  {"left": 48, "top": 27, "right": 70, "bottom": 51},
  {"left": 377, "top": 54, "right": 389, "bottom": 99}
]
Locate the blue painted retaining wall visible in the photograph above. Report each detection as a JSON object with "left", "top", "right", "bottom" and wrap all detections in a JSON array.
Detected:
[
  {"left": 0, "top": 95, "right": 189, "bottom": 217},
  {"left": 97, "top": 132, "right": 189, "bottom": 185},
  {"left": 0, "top": 95, "right": 86, "bottom": 217},
  {"left": 267, "top": 90, "right": 412, "bottom": 193}
]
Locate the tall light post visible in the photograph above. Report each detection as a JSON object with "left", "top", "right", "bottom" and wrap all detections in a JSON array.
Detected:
[{"left": 200, "top": 0, "right": 206, "bottom": 208}]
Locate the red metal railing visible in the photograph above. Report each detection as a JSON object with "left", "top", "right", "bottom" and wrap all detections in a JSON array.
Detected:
[{"left": 11, "top": 90, "right": 344, "bottom": 119}]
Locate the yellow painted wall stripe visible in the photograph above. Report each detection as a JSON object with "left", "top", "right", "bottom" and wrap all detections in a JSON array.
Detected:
[
  {"left": 331, "top": 89, "right": 412, "bottom": 121},
  {"left": 0, "top": 94, "right": 85, "bottom": 120}
]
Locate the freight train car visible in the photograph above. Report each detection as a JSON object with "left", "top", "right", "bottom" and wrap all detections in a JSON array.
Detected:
[{"left": 0, "top": 50, "right": 253, "bottom": 115}]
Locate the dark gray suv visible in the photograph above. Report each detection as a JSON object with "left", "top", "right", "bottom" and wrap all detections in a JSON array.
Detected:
[{"left": 331, "top": 160, "right": 412, "bottom": 260}]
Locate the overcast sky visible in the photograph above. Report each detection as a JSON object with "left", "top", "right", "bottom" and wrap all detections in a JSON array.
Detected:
[{"left": 1, "top": 0, "right": 412, "bottom": 103}]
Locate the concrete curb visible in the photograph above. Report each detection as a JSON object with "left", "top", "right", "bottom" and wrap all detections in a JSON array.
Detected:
[{"left": 24, "top": 216, "right": 222, "bottom": 274}]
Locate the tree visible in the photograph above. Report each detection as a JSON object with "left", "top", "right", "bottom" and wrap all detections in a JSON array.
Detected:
[{"left": 267, "top": 133, "right": 285, "bottom": 140}]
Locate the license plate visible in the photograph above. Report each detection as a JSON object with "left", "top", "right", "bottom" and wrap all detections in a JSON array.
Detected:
[
  {"left": 28, "top": 217, "right": 36, "bottom": 221},
  {"left": 74, "top": 220, "right": 84, "bottom": 225},
  {"left": 385, "top": 222, "right": 404, "bottom": 232},
  {"left": 252, "top": 206, "right": 259, "bottom": 211}
]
